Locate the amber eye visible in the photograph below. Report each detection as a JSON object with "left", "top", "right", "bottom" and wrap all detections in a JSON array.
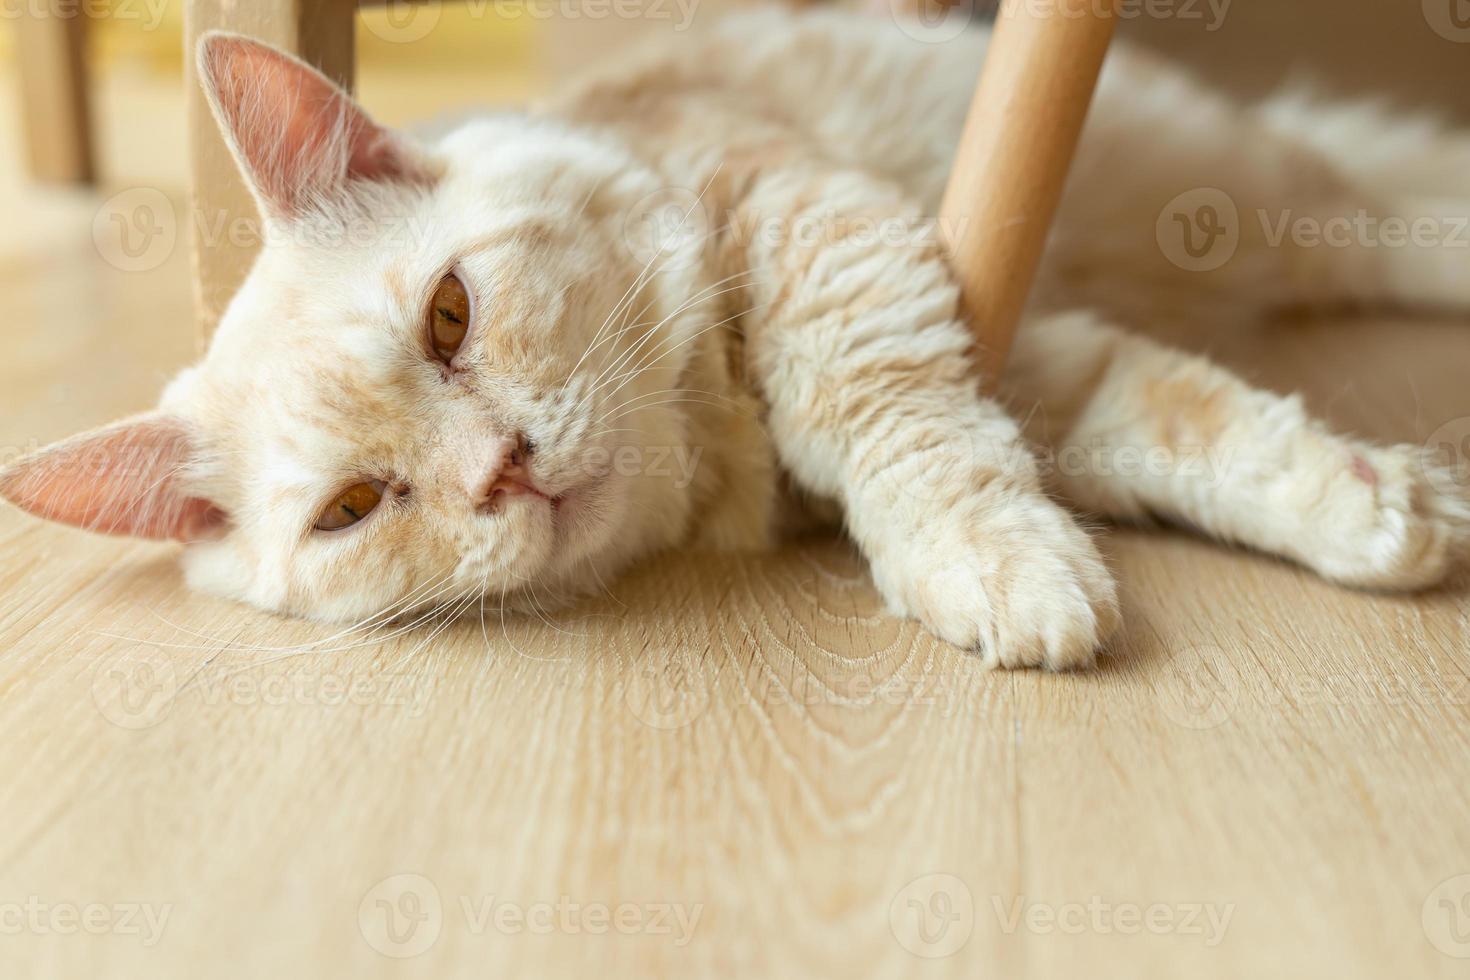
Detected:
[
  {"left": 315, "top": 480, "right": 385, "bottom": 532},
  {"left": 428, "top": 272, "right": 471, "bottom": 362}
]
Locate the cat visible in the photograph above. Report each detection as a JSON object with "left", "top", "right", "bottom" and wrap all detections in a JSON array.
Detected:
[{"left": 2, "top": 8, "right": 1468, "bottom": 670}]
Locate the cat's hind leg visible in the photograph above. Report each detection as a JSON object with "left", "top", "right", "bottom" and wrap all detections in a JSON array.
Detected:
[
  {"left": 1050, "top": 49, "right": 1470, "bottom": 327},
  {"left": 1253, "top": 92, "right": 1470, "bottom": 314},
  {"left": 1007, "top": 311, "right": 1470, "bottom": 590}
]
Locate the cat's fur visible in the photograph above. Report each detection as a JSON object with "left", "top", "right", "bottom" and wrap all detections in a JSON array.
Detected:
[{"left": 4, "top": 9, "right": 1469, "bottom": 668}]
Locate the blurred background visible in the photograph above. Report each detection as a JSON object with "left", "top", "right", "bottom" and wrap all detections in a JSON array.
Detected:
[
  {"left": 1, "top": 0, "right": 1468, "bottom": 194},
  {"left": 0, "top": 0, "right": 1466, "bottom": 447}
]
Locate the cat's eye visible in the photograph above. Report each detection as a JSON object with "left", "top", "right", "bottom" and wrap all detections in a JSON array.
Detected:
[
  {"left": 427, "top": 272, "right": 471, "bottom": 362},
  {"left": 315, "top": 480, "right": 386, "bottom": 532}
]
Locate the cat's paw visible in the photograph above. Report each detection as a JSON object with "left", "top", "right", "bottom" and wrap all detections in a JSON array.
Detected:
[
  {"left": 870, "top": 489, "right": 1120, "bottom": 670},
  {"left": 1294, "top": 443, "right": 1470, "bottom": 591}
]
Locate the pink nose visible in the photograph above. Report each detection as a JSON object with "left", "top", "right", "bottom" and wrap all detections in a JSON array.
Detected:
[{"left": 469, "top": 433, "right": 540, "bottom": 508}]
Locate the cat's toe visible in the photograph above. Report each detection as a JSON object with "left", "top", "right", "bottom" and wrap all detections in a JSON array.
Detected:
[
  {"left": 873, "top": 492, "right": 1120, "bottom": 670},
  {"left": 1303, "top": 444, "right": 1470, "bottom": 591}
]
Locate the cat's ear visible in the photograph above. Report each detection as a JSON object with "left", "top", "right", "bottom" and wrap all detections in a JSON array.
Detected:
[
  {"left": 0, "top": 414, "right": 226, "bottom": 542},
  {"left": 196, "top": 32, "right": 435, "bottom": 219}
]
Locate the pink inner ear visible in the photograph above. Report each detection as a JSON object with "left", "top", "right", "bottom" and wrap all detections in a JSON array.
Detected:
[
  {"left": 0, "top": 415, "right": 225, "bottom": 542},
  {"left": 200, "top": 34, "right": 425, "bottom": 216}
]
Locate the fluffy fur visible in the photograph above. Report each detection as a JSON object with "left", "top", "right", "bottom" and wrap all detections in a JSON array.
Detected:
[{"left": 4, "top": 9, "right": 1468, "bottom": 668}]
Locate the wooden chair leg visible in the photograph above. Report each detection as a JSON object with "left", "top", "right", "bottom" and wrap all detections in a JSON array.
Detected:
[
  {"left": 183, "top": 0, "right": 358, "bottom": 344},
  {"left": 938, "top": 0, "right": 1116, "bottom": 383},
  {"left": 15, "top": 9, "right": 94, "bottom": 185}
]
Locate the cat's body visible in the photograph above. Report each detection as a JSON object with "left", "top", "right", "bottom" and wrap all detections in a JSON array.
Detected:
[{"left": 4, "top": 9, "right": 1468, "bottom": 668}]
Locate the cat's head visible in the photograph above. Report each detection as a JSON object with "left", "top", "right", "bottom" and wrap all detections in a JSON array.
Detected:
[{"left": 0, "top": 35, "right": 719, "bottom": 622}]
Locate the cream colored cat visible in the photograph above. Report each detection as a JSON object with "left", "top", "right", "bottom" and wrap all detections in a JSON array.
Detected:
[{"left": 3, "top": 9, "right": 1468, "bottom": 669}]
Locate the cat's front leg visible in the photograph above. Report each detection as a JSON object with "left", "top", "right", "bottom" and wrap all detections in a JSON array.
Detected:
[
  {"left": 730, "top": 168, "right": 1119, "bottom": 668},
  {"left": 849, "top": 433, "right": 1120, "bottom": 670}
]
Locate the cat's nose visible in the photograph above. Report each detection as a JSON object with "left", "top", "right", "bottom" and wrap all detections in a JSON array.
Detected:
[{"left": 469, "top": 432, "right": 541, "bottom": 508}]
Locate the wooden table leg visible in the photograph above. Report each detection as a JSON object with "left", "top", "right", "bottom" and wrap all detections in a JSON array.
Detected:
[
  {"left": 183, "top": 0, "right": 358, "bottom": 345},
  {"left": 938, "top": 0, "right": 1116, "bottom": 383},
  {"left": 15, "top": 8, "right": 94, "bottom": 185}
]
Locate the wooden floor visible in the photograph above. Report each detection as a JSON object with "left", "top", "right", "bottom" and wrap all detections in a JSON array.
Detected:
[{"left": 3, "top": 72, "right": 1470, "bottom": 980}]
